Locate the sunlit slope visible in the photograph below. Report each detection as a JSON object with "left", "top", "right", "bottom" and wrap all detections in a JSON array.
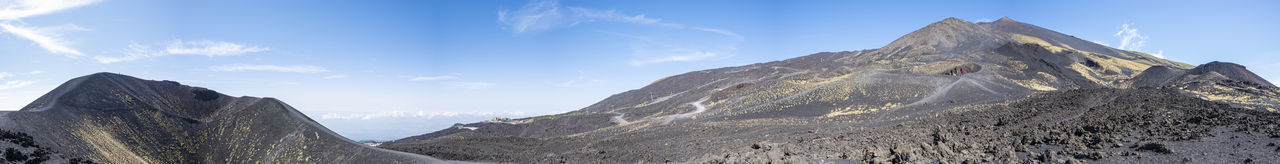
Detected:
[{"left": 382, "top": 17, "right": 1279, "bottom": 163}]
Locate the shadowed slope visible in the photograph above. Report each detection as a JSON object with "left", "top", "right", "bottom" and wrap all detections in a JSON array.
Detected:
[{"left": 1183, "top": 61, "right": 1274, "bottom": 87}]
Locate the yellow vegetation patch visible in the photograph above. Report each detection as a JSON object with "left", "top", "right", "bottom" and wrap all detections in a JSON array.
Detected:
[
  {"left": 1010, "top": 72, "right": 1059, "bottom": 91},
  {"left": 824, "top": 102, "right": 901, "bottom": 118},
  {"left": 73, "top": 118, "right": 156, "bottom": 164},
  {"left": 1183, "top": 84, "right": 1279, "bottom": 110},
  {"left": 1010, "top": 34, "right": 1068, "bottom": 53},
  {"left": 1006, "top": 60, "right": 1029, "bottom": 70}
]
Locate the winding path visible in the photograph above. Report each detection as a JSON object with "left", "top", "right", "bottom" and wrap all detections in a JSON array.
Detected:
[{"left": 661, "top": 99, "right": 708, "bottom": 125}]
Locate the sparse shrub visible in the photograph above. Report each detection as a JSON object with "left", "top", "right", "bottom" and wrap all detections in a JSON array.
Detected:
[
  {"left": 4, "top": 148, "right": 25, "bottom": 162},
  {"left": 0, "top": 129, "right": 37, "bottom": 148},
  {"left": 69, "top": 158, "right": 95, "bottom": 164},
  {"left": 23, "top": 155, "right": 45, "bottom": 164}
]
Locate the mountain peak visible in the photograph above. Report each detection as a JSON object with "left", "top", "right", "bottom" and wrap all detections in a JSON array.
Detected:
[
  {"left": 928, "top": 17, "right": 973, "bottom": 29},
  {"left": 995, "top": 16, "right": 1015, "bottom": 23},
  {"left": 938, "top": 17, "right": 968, "bottom": 24},
  {"left": 882, "top": 17, "right": 1002, "bottom": 53},
  {"left": 87, "top": 72, "right": 128, "bottom": 78},
  {"left": 23, "top": 72, "right": 236, "bottom": 121}
]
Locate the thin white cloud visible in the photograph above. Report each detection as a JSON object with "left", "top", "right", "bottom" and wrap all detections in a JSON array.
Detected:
[
  {"left": 1113, "top": 24, "right": 1147, "bottom": 51},
  {"left": 500, "top": 0, "right": 742, "bottom": 66},
  {"left": 320, "top": 111, "right": 536, "bottom": 120},
  {"left": 0, "top": 0, "right": 100, "bottom": 20},
  {"left": 497, "top": 0, "right": 564, "bottom": 34},
  {"left": 629, "top": 51, "right": 720, "bottom": 66},
  {"left": 27, "top": 70, "right": 42, "bottom": 75},
  {"left": 95, "top": 40, "right": 269, "bottom": 63},
  {"left": 410, "top": 76, "right": 456, "bottom": 81},
  {"left": 566, "top": 7, "right": 662, "bottom": 25},
  {"left": 210, "top": 64, "right": 330, "bottom": 73},
  {"left": 446, "top": 82, "right": 496, "bottom": 89},
  {"left": 1109, "top": 24, "right": 1167, "bottom": 59},
  {"left": 0, "top": 0, "right": 100, "bottom": 57},
  {"left": 0, "top": 80, "right": 35, "bottom": 90},
  {"left": 0, "top": 72, "right": 37, "bottom": 90},
  {"left": 165, "top": 40, "right": 270, "bottom": 56},
  {"left": 690, "top": 27, "right": 744, "bottom": 41},
  {"left": 323, "top": 74, "right": 349, "bottom": 79},
  {"left": 558, "top": 70, "right": 585, "bottom": 87},
  {"left": 0, "top": 23, "right": 87, "bottom": 57},
  {"left": 624, "top": 49, "right": 727, "bottom": 65},
  {"left": 497, "top": 0, "right": 741, "bottom": 39}
]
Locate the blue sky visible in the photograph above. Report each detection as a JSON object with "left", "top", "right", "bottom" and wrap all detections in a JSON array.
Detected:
[{"left": 1, "top": 0, "right": 1277, "bottom": 140}]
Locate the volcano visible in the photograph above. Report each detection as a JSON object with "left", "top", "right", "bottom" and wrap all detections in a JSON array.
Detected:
[
  {"left": 0, "top": 73, "right": 445, "bottom": 163},
  {"left": 379, "top": 17, "right": 1280, "bottom": 163}
]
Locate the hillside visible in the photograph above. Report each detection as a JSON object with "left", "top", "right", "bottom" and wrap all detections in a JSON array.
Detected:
[
  {"left": 380, "top": 17, "right": 1280, "bottom": 163},
  {"left": 0, "top": 73, "right": 446, "bottom": 163}
]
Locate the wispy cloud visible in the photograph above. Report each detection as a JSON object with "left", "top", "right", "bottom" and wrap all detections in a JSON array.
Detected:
[
  {"left": 497, "top": 0, "right": 741, "bottom": 39},
  {"left": 0, "top": 0, "right": 101, "bottom": 57},
  {"left": 95, "top": 40, "right": 269, "bottom": 63},
  {"left": 0, "top": 23, "right": 87, "bottom": 57},
  {"left": 409, "top": 75, "right": 456, "bottom": 81},
  {"left": 446, "top": 82, "right": 496, "bottom": 89},
  {"left": 320, "top": 111, "right": 537, "bottom": 120},
  {"left": 0, "top": 80, "right": 35, "bottom": 90},
  {"left": 1113, "top": 24, "right": 1147, "bottom": 51},
  {"left": 0, "top": 0, "right": 100, "bottom": 20},
  {"left": 0, "top": 70, "right": 37, "bottom": 90},
  {"left": 690, "top": 27, "right": 744, "bottom": 41},
  {"left": 1110, "top": 24, "right": 1167, "bottom": 58},
  {"left": 210, "top": 64, "right": 330, "bottom": 73},
  {"left": 558, "top": 70, "right": 585, "bottom": 87},
  {"left": 27, "top": 70, "right": 42, "bottom": 75},
  {"left": 323, "top": 74, "right": 349, "bottom": 79},
  {"left": 164, "top": 40, "right": 270, "bottom": 56},
  {"left": 628, "top": 51, "right": 721, "bottom": 66},
  {"left": 496, "top": 0, "right": 742, "bottom": 66}
]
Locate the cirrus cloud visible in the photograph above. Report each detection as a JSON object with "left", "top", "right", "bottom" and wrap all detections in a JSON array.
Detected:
[
  {"left": 409, "top": 76, "right": 456, "bottom": 81},
  {"left": 0, "top": 0, "right": 101, "bottom": 57},
  {"left": 499, "top": 0, "right": 742, "bottom": 66},
  {"left": 0, "top": 23, "right": 88, "bottom": 57},
  {"left": 0, "top": 80, "right": 36, "bottom": 90},
  {"left": 210, "top": 64, "right": 329, "bottom": 73},
  {"left": 95, "top": 40, "right": 270, "bottom": 63},
  {"left": 323, "top": 74, "right": 349, "bottom": 79},
  {"left": 446, "top": 82, "right": 496, "bottom": 89}
]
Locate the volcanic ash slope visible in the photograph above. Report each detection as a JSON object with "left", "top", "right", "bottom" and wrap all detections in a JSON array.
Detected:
[{"left": 380, "top": 17, "right": 1280, "bottom": 163}]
